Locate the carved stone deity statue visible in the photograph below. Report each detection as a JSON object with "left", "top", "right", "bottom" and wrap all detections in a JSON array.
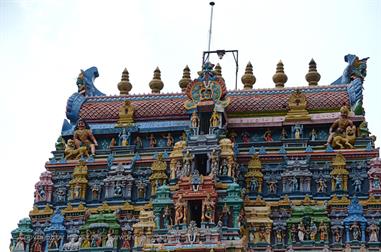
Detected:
[
  {"left": 210, "top": 110, "right": 220, "bottom": 128},
  {"left": 191, "top": 111, "right": 199, "bottom": 128},
  {"left": 73, "top": 119, "right": 98, "bottom": 155},
  {"left": 368, "top": 223, "right": 379, "bottom": 242},
  {"left": 202, "top": 194, "right": 215, "bottom": 223},
  {"left": 326, "top": 105, "right": 355, "bottom": 148},
  {"left": 350, "top": 222, "right": 360, "bottom": 241}
]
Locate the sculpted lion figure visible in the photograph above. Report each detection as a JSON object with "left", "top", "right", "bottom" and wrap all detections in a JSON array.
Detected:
[
  {"left": 332, "top": 125, "right": 356, "bottom": 149},
  {"left": 64, "top": 139, "right": 89, "bottom": 160}
]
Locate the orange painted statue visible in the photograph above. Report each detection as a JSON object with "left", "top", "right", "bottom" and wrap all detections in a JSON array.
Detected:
[{"left": 73, "top": 119, "right": 98, "bottom": 155}]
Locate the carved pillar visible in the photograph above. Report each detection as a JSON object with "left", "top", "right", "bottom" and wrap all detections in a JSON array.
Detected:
[
  {"left": 345, "top": 224, "right": 350, "bottom": 242},
  {"left": 360, "top": 223, "right": 366, "bottom": 242}
]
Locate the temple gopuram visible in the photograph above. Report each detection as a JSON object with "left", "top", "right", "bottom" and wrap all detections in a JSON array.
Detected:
[{"left": 10, "top": 54, "right": 381, "bottom": 252}]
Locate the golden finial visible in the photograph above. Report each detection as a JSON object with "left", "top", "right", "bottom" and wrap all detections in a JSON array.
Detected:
[
  {"left": 272, "top": 60, "right": 288, "bottom": 88},
  {"left": 117, "top": 68, "right": 132, "bottom": 95},
  {"left": 214, "top": 63, "right": 224, "bottom": 81},
  {"left": 305, "top": 58, "right": 321, "bottom": 86},
  {"left": 241, "top": 61, "right": 256, "bottom": 90},
  {"left": 149, "top": 67, "right": 164, "bottom": 94},
  {"left": 179, "top": 65, "right": 191, "bottom": 92}
]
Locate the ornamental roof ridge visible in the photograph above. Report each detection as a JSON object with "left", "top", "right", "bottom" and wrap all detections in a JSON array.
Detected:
[{"left": 83, "top": 84, "right": 348, "bottom": 104}]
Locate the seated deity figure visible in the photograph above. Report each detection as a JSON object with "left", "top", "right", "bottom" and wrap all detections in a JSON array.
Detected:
[
  {"left": 326, "top": 105, "right": 355, "bottom": 146},
  {"left": 73, "top": 119, "right": 98, "bottom": 155}
]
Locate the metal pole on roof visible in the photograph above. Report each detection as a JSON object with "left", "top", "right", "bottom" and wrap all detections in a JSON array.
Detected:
[{"left": 207, "top": 2, "right": 215, "bottom": 61}]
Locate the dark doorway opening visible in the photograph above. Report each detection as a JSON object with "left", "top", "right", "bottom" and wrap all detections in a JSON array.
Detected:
[
  {"left": 199, "top": 112, "right": 212, "bottom": 135},
  {"left": 188, "top": 200, "right": 202, "bottom": 227},
  {"left": 195, "top": 154, "right": 208, "bottom": 176}
]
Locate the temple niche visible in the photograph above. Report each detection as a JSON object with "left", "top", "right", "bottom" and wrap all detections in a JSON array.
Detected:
[
  {"left": 34, "top": 171, "right": 53, "bottom": 204},
  {"left": 368, "top": 157, "right": 381, "bottom": 195},
  {"left": 11, "top": 54, "right": 381, "bottom": 251},
  {"left": 104, "top": 163, "right": 134, "bottom": 200},
  {"left": 281, "top": 158, "right": 312, "bottom": 195}
]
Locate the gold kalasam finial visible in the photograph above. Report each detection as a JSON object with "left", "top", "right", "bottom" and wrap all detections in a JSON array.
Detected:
[
  {"left": 179, "top": 65, "right": 191, "bottom": 92},
  {"left": 272, "top": 60, "right": 288, "bottom": 88},
  {"left": 118, "top": 68, "right": 132, "bottom": 95},
  {"left": 241, "top": 61, "right": 256, "bottom": 90},
  {"left": 149, "top": 67, "right": 164, "bottom": 94},
  {"left": 305, "top": 58, "right": 321, "bottom": 86}
]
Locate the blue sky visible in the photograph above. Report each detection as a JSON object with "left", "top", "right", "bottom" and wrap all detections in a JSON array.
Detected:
[{"left": 0, "top": 0, "right": 380, "bottom": 248}]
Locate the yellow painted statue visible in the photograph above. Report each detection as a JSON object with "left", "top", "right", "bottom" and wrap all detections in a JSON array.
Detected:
[
  {"left": 73, "top": 119, "right": 98, "bottom": 155},
  {"left": 64, "top": 139, "right": 89, "bottom": 160},
  {"left": 326, "top": 105, "right": 356, "bottom": 149}
]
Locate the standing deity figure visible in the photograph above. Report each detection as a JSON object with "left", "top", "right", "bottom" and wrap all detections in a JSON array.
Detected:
[
  {"left": 333, "top": 227, "right": 342, "bottom": 243},
  {"left": 350, "top": 222, "right": 361, "bottom": 240},
  {"left": 202, "top": 194, "right": 215, "bottom": 223},
  {"left": 137, "top": 180, "right": 146, "bottom": 199},
  {"left": 163, "top": 206, "right": 173, "bottom": 228},
  {"left": 32, "top": 236, "right": 43, "bottom": 252},
  {"left": 298, "top": 222, "right": 305, "bottom": 242},
  {"left": 175, "top": 160, "right": 182, "bottom": 179},
  {"left": 250, "top": 177, "right": 258, "bottom": 192},
  {"left": 263, "top": 128, "right": 273, "bottom": 142},
  {"left": 317, "top": 178, "right": 327, "bottom": 193},
  {"left": 373, "top": 177, "right": 381, "bottom": 189},
  {"left": 290, "top": 224, "right": 298, "bottom": 242},
  {"left": 219, "top": 203, "right": 230, "bottom": 226},
  {"left": 14, "top": 232, "right": 26, "bottom": 251},
  {"left": 121, "top": 231, "right": 131, "bottom": 249},
  {"left": 163, "top": 133, "right": 174, "bottom": 147},
  {"left": 73, "top": 119, "right": 98, "bottom": 155},
  {"left": 175, "top": 195, "right": 186, "bottom": 224},
  {"left": 134, "top": 135, "right": 143, "bottom": 148},
  {"left": 275, "top": 229, "right": 284, "bottom": 243},
  {"left": 318, "top": 221, "right": 328, "bottom": 241},
  {"left": 335, "top": 176, "right": 343, "bottom": 190},
  {"left": 281, "top": 128, "right": 288, "bottom": 140},
  {"left": 148, "top": 133, "right": 157, "bottom": 148},
  {"left": 105, "top": 230, "right": 115, "bottom": 248},
  {"left": 368, "top": 223, "right": 379, "bottom": 242},
  {"left": 220, "top": 159, "right": 228, "bottom": 176},
  {"left": 187, "top": 221, "right": 199, "bottom": 243},
  {"left": 310, "top": 222, "right": 317, "bottom": 241},
  {"left": 310, "top": 129, "right": 318, "bottom": 141},
  {"left": 326, "top": 105, "right": 355, "bottom": 146},
  {"left": 210, "top": 110, "right": 220, "bottom": 128},
  {"left": 49, "top": 232, "right": 61, "bottom": 249},
  {"left": 352, "top": 178, "right": 362, "bottom": 193},
  {"left": 183, "top": 150, "right": 193, "bottom": 176},
  {"left": 119, "top": 128, "right": 130, "bottom": 146},
  {"left": 191, "top": 111, "right": 199, "bottom": 128},
  {"left": 268, "top": 180, "right": 277, "bottom": 193},
  {"left": 242, "top": 132, "right": 251, "bottom": 143},
  {"left": 290, "top": 177, "right": 299, "bottom": 192}
]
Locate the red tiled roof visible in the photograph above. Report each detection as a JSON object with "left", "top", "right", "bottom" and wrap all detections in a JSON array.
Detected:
[{"left": 79, "top": 85, "right": 349, "bottom": 122}]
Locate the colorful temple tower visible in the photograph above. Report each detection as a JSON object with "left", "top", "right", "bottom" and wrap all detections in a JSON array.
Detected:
[{"left": 10, "top": 54, "right": 381, "bottom": 251}]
